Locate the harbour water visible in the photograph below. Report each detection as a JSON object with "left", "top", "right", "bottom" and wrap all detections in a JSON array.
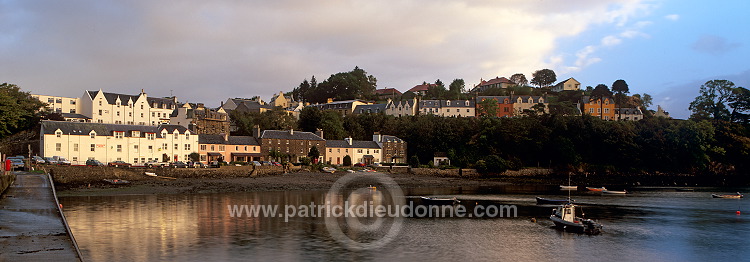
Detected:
[{"left": 59, "top": 186, "right": 750, "bottom": 261}]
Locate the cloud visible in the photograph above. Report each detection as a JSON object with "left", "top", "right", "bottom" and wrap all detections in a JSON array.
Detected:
[
  {"left": 0, "top": 0, "right": 658, "bottom": 105},
  {"left": 691, "top": 35, "right": 741, "bottom": 56},
  {"left": 664, "top": 14, "right": 680, "bottom": 21}
]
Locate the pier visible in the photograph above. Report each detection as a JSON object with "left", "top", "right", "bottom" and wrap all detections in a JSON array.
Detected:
[{"left": 0, "top": 172, "right": 83, "bottom": 261}]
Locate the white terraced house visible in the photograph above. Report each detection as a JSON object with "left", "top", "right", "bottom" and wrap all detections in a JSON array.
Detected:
[
  {"left": 80, "top": 89, "right": 177, "bottom": 126},
  {"left": 40, "top": 121, "right": 199, "bottom": 165}
]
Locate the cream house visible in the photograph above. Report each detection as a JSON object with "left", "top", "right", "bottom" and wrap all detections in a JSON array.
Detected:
[
  {"left": 31, "top": 94, "right": 81, "bottom": 114},
  {"left": 551, "top": 78, "right": 581, "bottom": 92},
  {"left": 385, "top": 98, "right": 417, "bottom": 117},
  {"left": 80, "top": 89, "right": 177, "bottom": 126},
  {"left": 513, "top": 96, "right": 548, "bottom": 116},
  {"left": 419, "top": 100, "right": 475, "bottom": 117},
  {"left": 40, "top": 121, "right": 199, "bottom": 165},
  {"left": 325, "top": 138, "right": 381, "bottom": 165}
]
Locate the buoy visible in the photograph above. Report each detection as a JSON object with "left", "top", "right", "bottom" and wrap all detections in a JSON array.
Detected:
[
  {"left": 737, "top": 211, "right": 741, "bottom": 215},
  {"left": 59, "top": 204, "right": 63, "bottom": 209}
]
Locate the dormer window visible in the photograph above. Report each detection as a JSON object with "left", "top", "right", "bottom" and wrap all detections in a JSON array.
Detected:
[
  {"left": 132, "top": 131, "right": 140, "bottom": 137},
  {"left": 114, "top": 131, "right": 123, "bottom": 139},
  {"left": 55, "top": 131, "right": 62, "bottom": 138},
  {"left": 90, "top": 132, "right": 96, "bottom": 139},
  {"left": 465, "top": 101, "right": 469, "bottom": 106}
]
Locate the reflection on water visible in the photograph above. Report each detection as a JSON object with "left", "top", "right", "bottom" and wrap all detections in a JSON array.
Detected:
[{"left": 59, "top": 186, "right": 750, "bottom": 261}]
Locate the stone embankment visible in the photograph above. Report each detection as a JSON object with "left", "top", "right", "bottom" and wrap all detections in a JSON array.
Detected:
[{"left": 43, "top": 165, "right": 288, "bottom": 186}]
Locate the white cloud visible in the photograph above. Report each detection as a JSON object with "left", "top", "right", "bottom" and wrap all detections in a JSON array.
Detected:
[
  {"left": 0, "top": 0, "right": 660, "bottom": 104},
  {"left": 602, "top": 36, "right": 623, "bottom": 46},
  {"left": 665, "top": 14, "right": 680, "bottom": 21}
]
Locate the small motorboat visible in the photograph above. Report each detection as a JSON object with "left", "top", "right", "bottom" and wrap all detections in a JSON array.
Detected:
[
  {"left": 602, "top": 190, "right": 627, "bottom": 194},
  {"left": 144, "top": 172, "right": 157, "bottom": 177},
  {"left": 421, "top": 196, "right": 460, "bottom": 206},
  {"left": 536, "top": 197, "right": 573, "bottom": 205},
  {"left": 550, "top": 203, "right": 602, "bottom": 234},
  {"left": 559, "top": 185, "right": 578, "bottom": 190},
  {"left": 103, "top": 179, "right": 130, "bottom": 185},
  {"left": 586, "top": 187, "right": 607, "bottom": 192},
  {"left": 322, "top": 167, "right": 336, "bottom": 173},
  {"left": 711, "top": 192, "right": 744, "bottom": 198}
]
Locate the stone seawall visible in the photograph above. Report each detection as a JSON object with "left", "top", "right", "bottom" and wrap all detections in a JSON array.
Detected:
[
  {"left": 0, "top": 173, "right": 15, "bottom": 195},
  {"left": 44, "top": 165, "right": 288, "bottom": 186}
]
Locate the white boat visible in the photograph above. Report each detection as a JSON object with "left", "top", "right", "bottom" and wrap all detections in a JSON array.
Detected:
[
  {"left": 144, "top": 172, "right": 157, "bottom": 177},
  {"left": 550, "top": 203, "right": 602, "bottom": 234},
  {"left": 602, "top": 190, "right": 627, "bottom": 194},
  {"left": 322, "top": 167, "right": 336, "bottom": 173},
  {"left": 560, "top": 185, "right": 578, "bottom": 190}
]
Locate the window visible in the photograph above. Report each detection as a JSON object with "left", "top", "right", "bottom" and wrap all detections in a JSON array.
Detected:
[
  {"left": 162, "top": 143, "right": 168, "bottom": 150},
  {"left": 55, "top": 131, "right": 62, "bottom": 138},
  {"left": 72, "top": 157, "right": 77, "bottom": 162},
  {"left": 235, "top": 146, "right": 239, "bottom": 151},
  {"left": 589, "top": 108, "right": 594, "bottom": 114},
  {"left": 141, "top": 113, "right": 144, "bottom": 117},
  {"left": 211, "top": 145, "right": 215, "bottom": 151},
  {"left": 329, "top": 148, "right": 332, "bottom": 153},
  {"left": 174, "top": 144, "right": 178, "bottom": 150},
  {"left": 140, "top": 105, "right": 144, "bottom": 109},
  {"left": 185, "top": 133, "right": 190, "bottom": 140},
  {"left": 134, "top": 145, "right": 139, "bottom": 153},
  {"left": 201, "top": 145, "right": 207, "bottom": 150},
  {"left": 56, "top": 143, "right": 61, "bottom": 151},
  {"left": 132, "top": 131, "right": 140, "bottom": 137},
  {"left": 70, "top": 109, "right": 76, "bottom": 113},
  {"left": 185, "top": 144, "right": 191, "bottom": 150},
  {"left": 152, "top": 112, "right": 155, "bottom": 117},
  {"left": 114, "top": 132, "right": 123, "bottom": 139},
  {"left": 90, "top": 144, "right": 95, "bottom": 151},
  {"left": 174, "top": 133, "right": 178, "bottom": 139},
  {"left": 98, "top": 110, "right": 102, "bottom": 115},
  {"left": 358, "top": 149, "right": 363, "bottom": 153},
  {"left": 47, "top": 98, "right": 54, "bottom": 103},
  {"left": 99, "top": 101, "right": 102, "bottom": 106},
  {"left": 244, "top": 146, "right": 248, "bottom": 151},
  {"left": 597, "top": 108, "right": 601, "bottom": 113},
  {"left": 117, "top": 111, "right": 120, "bottom": 116},
  {"left": 73, "top": 144, "right": 78, "bottom": 152},
  {"left": 148, "top": 146, "right": 153, "bottom": 153},
  {"left": 90, "top": 133, "right": 96, "bottom": 139},
  {"left": 219, "top": 145, "right": 225, "bottom": 151},
  {"left": 147, "top": 133, "right": 155, "bottom": 140},
  {"left": 446, "top": 109, "right": 450, "bottom": 112},
  {"left": 117, "top": 145, "right": 122, "bottom": 152},
  {"left": 604, "top": 108, "right": 610, "bottom": 113},
  {"left": 129, "top": 112, "right": 132, "bottom": 117},
  {"left": 134, "top": 158, "right": 139, "bottom": 163}
]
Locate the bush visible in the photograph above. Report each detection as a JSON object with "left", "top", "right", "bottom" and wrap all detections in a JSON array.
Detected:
[
  {"left": 409, "top": 155, "right": 420, "bottom": 167},
  {"left": 299, "top": 156, "right": 311, "bottom": 166},
  {"left": 476, "top": 155, "right": 509, "bottom": 174}
]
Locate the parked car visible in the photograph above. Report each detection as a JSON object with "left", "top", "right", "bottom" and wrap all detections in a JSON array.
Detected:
[
  {"left": 145, "top": 161, "right": 169, "bottom": 168},
  {"left": 44, "top": 157, "right": 57, "bottom": 165},
  {"left": 86, "top": 159, "right": 105, "bottom": 166},
  {"left": 31, "top": 156, "right": 46, "bottom": 164},
  {"left": 354, "top": 163, "right": 366, "bottom": 167},
  {"left": 9, "top": 158, "right": 24, "bottom": 170},
  {"left": 252, "top": 161, "right": 261, "bottom": 166},
  {"left": 188, "top": 161, "right": 206, "bottom": 168},
  {"left": 53, "top": 156, "right": 71, "bottom": 165},
  {"left": 169, "top": 161, "right": 188, "bottom": 168},
  {"left": 108, "top": 161, "right": 132, "bottom": 167}
]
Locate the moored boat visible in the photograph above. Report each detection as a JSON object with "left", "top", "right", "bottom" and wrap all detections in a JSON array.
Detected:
[
  {"left": 711, "top": 192, "right": 744, "bottom": 198},
  {"left": 550, "top": 203, "right": 602, "bottom": 234},
  {"left": 103, "top": 179, "right": 130, "bottom": 185},
  {"left": 559, "top": 185, "right": 578, "bottom": 190},
  {"left": 586, "top": 187, "right": 607, "bottom": 192},
  {"left": 144, "top": 172, "right": 157, "bottom": 177},
  {"left": 421, "top": 196, "right": 460, "bottom": 206},
  {"left": 602, "top": 190, "right": 627, "bottom": 194},
  {"left": 536, "top": 197, "right": 573, "bottom": 205}
]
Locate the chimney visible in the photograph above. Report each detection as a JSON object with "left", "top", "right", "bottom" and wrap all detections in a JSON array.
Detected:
[
  {"left": 315, "top": 128, "right": 324, "bottom": 139},
  {"left": 373, "top": 132, "right": 381, "bottom": 143},
  {"left": 221, "top": 132, "right": 228, "bottom": 141},
  {"left": 253, "top": 125, "right": 261, "bottom": 139},
  {"left": 345, "top": 137, "right": 353, "bottom": 146}
]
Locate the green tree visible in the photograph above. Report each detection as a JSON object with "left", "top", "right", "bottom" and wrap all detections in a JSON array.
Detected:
[
  {"left": 612, "top": 79, "right": 629, "bottom": 120},
  {"left": 320, "top": 111, "right": 346, "bottom": 140},
  {"left": 689, "top": 80, "right": 736, "bottom": 121},
  {"left": 477, "top": 98, "right": 499, "bottom": 117},
  {"left": 188, "top": 152, "right": 200, "bottom": 162},
  {"left": 298, "top": 106, "right": 322, "bottom": 132},
  {"left": 510, "top": 73, "right": 528, "bottom": 86},
  {"left": 343, "top": 155, "right": 352, "bottom": 166},
  {"left": 409, "top": 155, "right": 420, "bottom": 167},
  {"left": 728, "top": 87, "right": 750, "bottom": 123},
  {"left": 448, "top": 79, "right": 465, "bottom": 100},
  {"left": 530, "top": 69, "right": 557, "bottom": 89},
  {"left": 307, "top": 146, "right": 320, "bottom": 162},
  {"left": 313, "top": 66, "right": 377, "bottom": 103},
  {"left": 590, "top": 84, "right": 613, "bottom": 120},
  {"left": 0, "top": 83, "right": 47, "bottom": 138}
]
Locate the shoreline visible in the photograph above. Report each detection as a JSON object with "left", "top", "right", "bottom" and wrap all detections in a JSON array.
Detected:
[{"left": 52, "top": 168, "right": 750, "bottom": 197}]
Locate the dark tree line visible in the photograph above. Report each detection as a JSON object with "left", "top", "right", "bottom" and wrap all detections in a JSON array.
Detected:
[{"left": 292, "top": 66, "right": 377, "bottom": 104}]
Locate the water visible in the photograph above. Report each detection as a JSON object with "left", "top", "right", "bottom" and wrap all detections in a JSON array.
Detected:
[{"left": 59, "top": 186, "right": 750, "bottom": 261}]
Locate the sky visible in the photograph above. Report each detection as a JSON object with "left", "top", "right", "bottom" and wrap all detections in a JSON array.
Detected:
[{"left": 2, "top": 0, "right": 749, "bottom": 119}]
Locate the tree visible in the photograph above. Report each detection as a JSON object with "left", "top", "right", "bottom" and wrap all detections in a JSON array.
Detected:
[
  {"left": 477, "top": 98, "right": 499, "bottom": 117},
  {"left": 298, "top": 106, "right": 322, "bottom": 132},
  {"left": 313, "top": 66, "right": 377, "bottom": 103},
  {"left": 590, "top": 84, "right": 613, "bottom": 120},
  {"left": 689, "top": 80, "right": 736, "bottom": 121},
  {"left": 189, "top": 152, "right": 200, "bottom": 162},
  {"left": 612, "top": 79, "right": 630, "bottom": 120},
  {"left": 728, "top": 87, "right": 750, "bottom": 123},
  {"left": 530, "top": 69, "right": 557, "bottom": 89},
  {"left": 320, "top": 111, "right": 346, "bottom": 140},
  {"left": 0, "top": 83, "right": 47, "bottom": 139},
  {"left": 268, "top": 149, "right": 283, "bottom": 162},
  {"left": 448, "top": 79, "right": 465, "bottom": 100},
  {"left": 409, "top": 155, "right": 420, "bottom": 167},
  {"left": 307, "top": 146, "right": 320, "bottom": 162},
  {"left": 343, "top": 155, "right": 352, "bottom": 166},
  {"left": 510, "top": 73, "right": 528, "bottom": 86}
]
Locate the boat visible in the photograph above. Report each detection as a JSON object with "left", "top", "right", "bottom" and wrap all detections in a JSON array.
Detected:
[
  {"left": 103, "top": 179, "right": 130, "bottom": 185},
  {"left": 144, "top": 172, "right": 157, "bottom": 177},
  {"left": 602, "top": 190, "right": 628, "bottom": 194},
  {"left": 711, "top": 192, "right": 744, "bottom": 198},
  {"left": 421, "top": 196, "right": 460, "bottom": 206},
  {"left": 586, "top": 187, "right": 607, "bottom": 192},
  {"left": 536, "top": 197, "right": 573, "bottom": 205},
  {"left": 550, "top": 203, "right": 602, "bottom": 234},
  {"left": 560, "top": 185, "right": 578, "bottom": 190},
  {"left": 322, "top": 167, "right": 336, "bottom": 173}
]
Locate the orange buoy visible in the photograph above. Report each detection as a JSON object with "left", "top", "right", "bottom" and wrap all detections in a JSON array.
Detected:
[{"left": 59, "top": 204, "right": 63, "bottom": 209}]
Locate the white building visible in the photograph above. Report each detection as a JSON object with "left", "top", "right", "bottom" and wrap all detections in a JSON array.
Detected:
[
  {"left": 419, "top": 100, "right": 475, "bottom": 117},
  {"left": 40, "top": 121, "right": 199, "bottom": 165},
  {"left": 551, "top": 78, "right": 581, "bottom": 92},
  {"left": 385, "top": 98, "right": 417, "bottom": 117},
  {"left": 31, "top": 94, "right": 81, "bottom": 114},
  {"left": 80, "top": 89, "right": 177, "bottom": 126}
]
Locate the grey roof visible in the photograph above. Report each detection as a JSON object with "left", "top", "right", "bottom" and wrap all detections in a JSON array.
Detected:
[
  {"left": 381, "top": 135, "right": 405, "bottom": 143},
  {"left": 327, "top": 140, "right": 381, "bottom": 149},
  {"left": 387, "top": 99, "right": 415, "bottom": 108},
  {"left": 40, "top": 120, "right": 185, "bottom": 138},
  {"left": 198, "top": 135, "right": 259, "bottom": 145},
  {"left": 512, "top": 96, "right": 545, "bottom": 103},
  {"left": 198, "top": 134, "right": 226, "bottom": 144},
  {"left": 86, "top": 90, "right": 176, "bottom": 108},
  {"left": 61, "top": 113, "right": 91, "bottom": 119},
  {"left": 354, "top": 104, "right": 387, "bottom": 114},
  {"left": 228, "top": 136, "right": 259, "bottom": 145},
  {"left": 477, "top": 96, "right": 512, "bottom": 104},
  {"left": 615, "top": 108, "right": 642, "bottom": 115},
  {"left": 260, "top": 130, "right": 325, "bottom": 141}
]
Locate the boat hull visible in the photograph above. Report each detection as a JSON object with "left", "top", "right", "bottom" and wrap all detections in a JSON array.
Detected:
[
  {"left": 586, "top": 187, "right": 607, "bottom": 192},
  {"left": 602, "top": 190, "right": 627, "bottom": 194},
  {"left": 712, "top": 194, "right": 743, "bottom": 198},
  {"left": 421, "top": 197, "right": 459, "bottom": 206},
  {"left": 536, "top": 197, "right": 572, "bottom": 205},
  {"left": 559, "top": 185, "right": 578, "bottom": 190}
]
